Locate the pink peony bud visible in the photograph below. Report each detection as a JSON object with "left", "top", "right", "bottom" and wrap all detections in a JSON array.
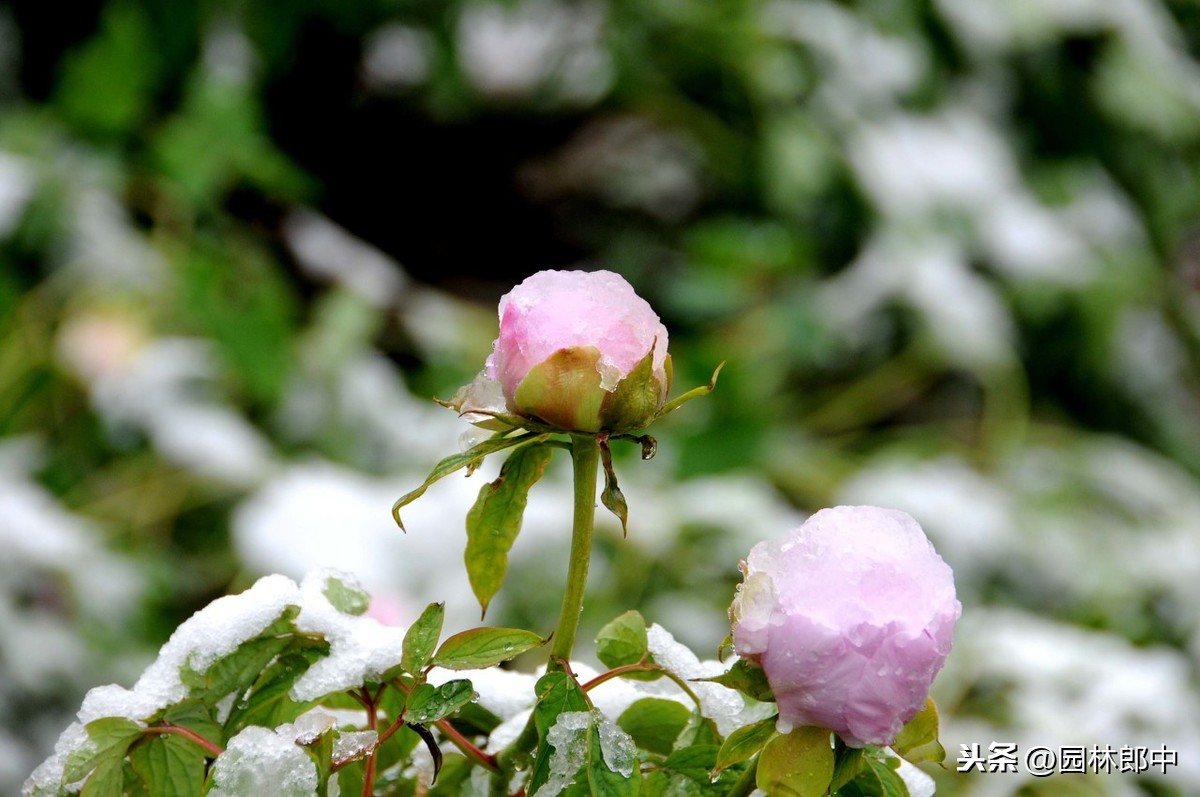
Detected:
[
  {"left": 483, "top": 269, "right": 671, "bottom": 433},
  {"left": 730, "top": 506, "right": 961, "bottom": 748}
]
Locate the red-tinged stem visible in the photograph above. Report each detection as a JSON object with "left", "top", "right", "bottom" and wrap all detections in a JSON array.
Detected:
[
  {"left": 580, "top": 661, "right": 658, "bottom": 692},
  {"left": 359, "top": 688, "right": 379, "bottom": 797},
  {"left": 435, "top": 717, "right": 500, "bottom": 774},
  {"left": 144, "top": 725, "right": 224, "bottom": 758}
]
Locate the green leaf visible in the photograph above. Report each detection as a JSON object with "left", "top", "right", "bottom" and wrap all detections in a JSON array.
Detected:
[
  {"left": 891, "top": 698, "right": 945, "bottom": 765},
  {"left": 598, "top": 438, "right": 629, "bottom": 536},
  {"left": 533, "top": 673, "right": 591, "bottom": 735},
  {"left": 595, "top": 610, "right": 649, "bottom": 669},
  {"left": 756, "top": 727, "right": 834, "bottom": 797},
  {"left": 80, "top": 756, "right": 125, "bottom": 797},
  {"left": 128, "top": 734, "right": 205, "bottom": 797},
  {"left": 698, "top": 659, "right": 774, "bottom": 702},
  {"left": 322, "top": 574, "right": 371, "bottom": 616},
  {"left": 432, "top": 627, "right": 546, "bottom": 670},
  {"left": 655, "top": 362, "right": 724, "bottom": 419},
  {"left": 528, "top": 672, "right": 592, "bottom": 796},
  {"left": 713, "top": 715, "right": 778, "bottom": 777},
  {"left": 599, "top": 345, "right": 664, "bottom": 433},
  {"left": 393, "top": 432, "right": 550, "bottom": 530},
  {"left": 465, "top": 444, "right": 555, "bottom": 615},
  {"left": 65, "top": 718, "right": 143, "bottom": 784},
  {"left": 405, "top": 680, "right": 476, "bottom": 724},
  {"left": 831, "top": 747, "right": 867, "bottom": 793},
  {"left": 160, "top": 701, "right": 223, "bottom": 751},
  {"left": 307, "top": 726, "right": 336, "bottom": 797},
  {"left": 617, "top": 698, "right": 690, "bottom": 757},
  {"left": 402, "top": 602, "right": 445, "bottom": 675},
  {"left": 835, "top": 756, "right": 909, "bottom": 797},
  {"left": 585, "top": 720, "right": 640, "bottom": 797},
  {"left": 224, "top": 637, "right": 329, "bottom": 733},
  {"left": 181, "top": 606, "right": 301, "bottom": 706},
  {"left": 662, "top": 745, "right": 720, "bottom": 783}
]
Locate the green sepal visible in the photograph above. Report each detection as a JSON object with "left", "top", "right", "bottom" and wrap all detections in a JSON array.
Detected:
[
  {"left": 405, "top": 680, "right": 476, "bottom": 725},
  {"left": 756, "top": 726, "right": 834, "bottom": 797},
  {"left": 891, "top": 698, "right": 945, "bottom": 765},
  {"left": 598, "top": 437, "right": 629, "bottom": 536},
  {"left": 599, "top": 345, "right": 666, "bottom": 433},
  {"left": 432, "top": 627, "right": 546, "bottom": 670},
  {"left": 392, "top": 431, "right": 550, "bottom": 530},
  {"left": 712, "top": 715, "right": 778, "bottom": 778},
  {"left": 514, "top": 346, "right": 607, "bottom": 432},
  {"left": 697, "top": 658, "right": 774, "bottom": 702},
  {"left": 401, "top": 602, "right": 445, "bottom": 675},
  {"left": 465, "top": 443, "right": 555, "bottom": 616},
  {"left": 654, "top": 361, "right": 723, "bottom": 419},
  {"left": 834, "top": 754, "right": 909, "bottom": 797}
]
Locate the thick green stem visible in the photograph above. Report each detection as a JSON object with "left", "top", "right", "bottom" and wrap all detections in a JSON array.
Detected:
[{"left": 549, "top": 434, "right": 600, "bottom": 668}]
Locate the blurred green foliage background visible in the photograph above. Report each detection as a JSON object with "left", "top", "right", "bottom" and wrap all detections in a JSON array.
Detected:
[{"left": 2, "top": 0, "right": 1200, "bottom": 794}]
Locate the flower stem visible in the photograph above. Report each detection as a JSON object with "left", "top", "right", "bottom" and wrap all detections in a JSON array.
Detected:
[{"left": 549, "top": 434, "right": 599, "bottom": 669}]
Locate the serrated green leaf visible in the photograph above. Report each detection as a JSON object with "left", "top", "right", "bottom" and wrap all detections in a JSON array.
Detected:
[
  {"left": 698, "top": 659, "right": 774, "bottom": 702},
  {"left": 756, "top": 727, "right": 834, "bottom": 797},
  {"left": 128, "top": 734, "right": 205, "bottom": 797},
  {"left": 405, "top": 680, "right": 476, "bottom": 724},
  {"left": 663, "top": 745, "right": 720, "bottom": 783},
  {"left": 465, "top": 444, "right": 554, "bottom": 615},
  {"left": 80, "top": 756, "right": 124, "bottom": 797},
  {"left": 617, "top": 698, "right": 691, "bottom": 757},
  {"left": 891, "top": 698, "right": 945, "bottom": 765},
  {"left": 598, "top": 439, "right": 629, "bottom": 536},
  {"left": 835, "top": 755, "right": 909, "bottom": 797},
  {"left": 713, "top": 715, "right": 777, "bottom": 777},
  {"left": 432, "top": 627, "right": 546, "bottom": 670},
  {"left": 65, "top": 718, "right": 143, "bottom": 784},
  {"left": 322, "top": 574, "right": 370, "bottom": 616},
  {"left": 392, "top": 432, "right": 550, "bottom": 530},
  {"left": 596, "top": 610, "right": 649, "bottom": 669},
  {"left": 402, "top": 602, "right": 445, "bottom": 675}
]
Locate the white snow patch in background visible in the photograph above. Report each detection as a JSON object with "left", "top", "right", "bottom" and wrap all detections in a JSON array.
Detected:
[
  {"left": 940, "top": 609, "right": 1200, "bottom": 793},
  {"left": 362, "top": 24, "right": 434, "bottom": 90},
  {"left": 0, "top": 151, "right": 35, "bottom": 236}
]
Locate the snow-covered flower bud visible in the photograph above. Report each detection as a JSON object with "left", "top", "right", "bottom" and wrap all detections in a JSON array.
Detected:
[
  {"left": 482, "top": 269, "right": 671, "bottom": 433},
  {"left": 730, "top": 506, "right": 961, "bottom": 748}
]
